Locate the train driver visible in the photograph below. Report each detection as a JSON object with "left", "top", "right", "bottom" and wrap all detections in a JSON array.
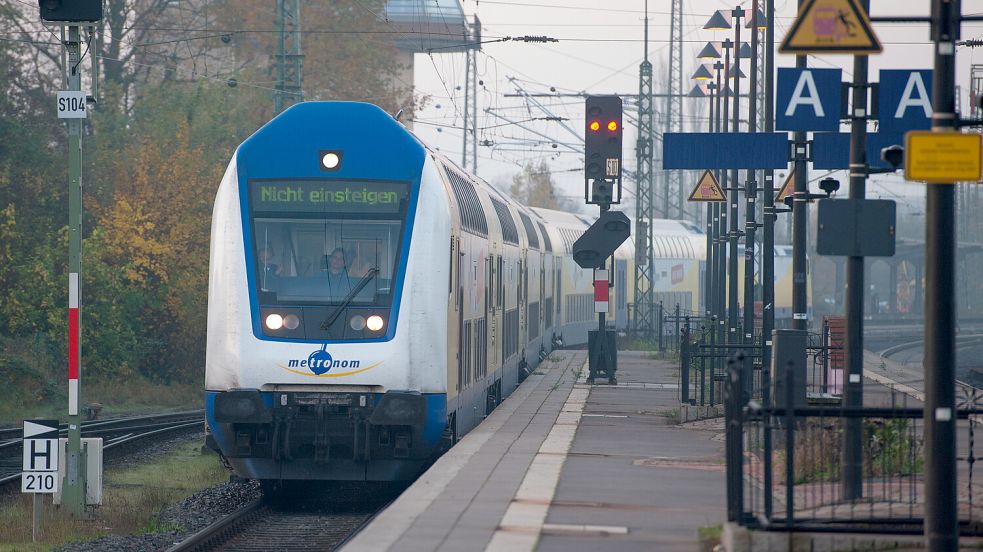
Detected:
[
  {"left": 258, "top": 247, "right": 281, "bottom": 291},
  {"left": 325, "top": 247, "right": 353, "bottom": 299}
]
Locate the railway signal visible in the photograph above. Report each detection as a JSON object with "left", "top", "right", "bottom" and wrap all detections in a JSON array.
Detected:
[
  {"left": 584, "top": 95, "right": 623, "bottom": 207},
  {"left": 37, "top": 0, "right": 102, "bottom": 22},
  {"left": 41, "top": 3, "right": 103, "bottom": 518}
]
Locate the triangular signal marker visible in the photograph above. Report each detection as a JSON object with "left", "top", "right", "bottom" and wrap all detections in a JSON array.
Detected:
[
  {"left": 23, "top": 420, "right": 58, "bottom": 439},
  {"left": 780, "top": 0, "right": 881, "bottom": 55},
  {"left": 775, "top": 169, "right": 795, "bottom": 203},
  {"left": 688, "top": 170, "right": 726, "bottom": 202}
]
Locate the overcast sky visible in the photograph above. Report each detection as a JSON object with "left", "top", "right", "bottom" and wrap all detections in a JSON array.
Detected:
[{"left": 408, "top": 0, "right": 983, "bottom": 211}]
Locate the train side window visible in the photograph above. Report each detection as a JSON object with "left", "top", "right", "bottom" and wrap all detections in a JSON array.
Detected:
[{"left": 449, "top": 237, "right": 455, "bottom": 296}]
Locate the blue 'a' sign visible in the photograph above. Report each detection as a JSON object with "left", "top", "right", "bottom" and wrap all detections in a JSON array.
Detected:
[
  {"left": 776, "top": 68, "right": 842, "bottom": 132},
  {"left": 877, "top": 70, "right": 932, "bottom": 132}
]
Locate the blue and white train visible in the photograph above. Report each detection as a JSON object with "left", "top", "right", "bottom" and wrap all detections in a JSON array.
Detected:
[{"left": 203, "top": 101, "right": 701, "bottom": 485}]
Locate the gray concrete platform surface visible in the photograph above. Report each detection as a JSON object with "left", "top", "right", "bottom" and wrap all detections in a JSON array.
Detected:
[{"left": 342, "top": 350, "right": 726, "bottom": 551}]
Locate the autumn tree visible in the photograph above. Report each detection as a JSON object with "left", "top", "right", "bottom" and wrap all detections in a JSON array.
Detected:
[
  {"left": 509, "top": 161, "right": 566, "bottom": 210},
  {"left": 0, "top": 0, "right": 421, "bottom": 392}
]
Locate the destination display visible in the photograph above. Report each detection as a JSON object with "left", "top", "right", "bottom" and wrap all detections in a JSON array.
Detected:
[{"left": 250, "top": 180, "right": 408, "bottom": 214}]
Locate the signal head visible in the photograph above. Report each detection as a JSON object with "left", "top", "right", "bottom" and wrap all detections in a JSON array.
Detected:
[{"left": 584, "top": 95, "right": 624, "bottom": 183}]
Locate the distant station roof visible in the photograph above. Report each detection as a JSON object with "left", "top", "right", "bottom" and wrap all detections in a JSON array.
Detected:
[{"left": 384, "top": 0, "right": 472, "bottom": 53}]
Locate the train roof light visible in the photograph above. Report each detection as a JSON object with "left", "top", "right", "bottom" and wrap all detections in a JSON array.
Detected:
[{"left": 319, "top": 150, "right": 342, "bottom": 171}]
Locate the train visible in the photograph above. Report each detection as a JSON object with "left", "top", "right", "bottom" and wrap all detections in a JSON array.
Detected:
[{"left": 202, "top": 101, "right": 801, "bottom": 487}]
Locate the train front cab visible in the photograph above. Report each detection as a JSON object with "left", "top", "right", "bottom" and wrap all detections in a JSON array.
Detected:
[
  {"left": 205, "top": 102, "right": 451, "bottom": 482},
  {"left": 206, "top": 389, "right": 448, "bottom": 482}
]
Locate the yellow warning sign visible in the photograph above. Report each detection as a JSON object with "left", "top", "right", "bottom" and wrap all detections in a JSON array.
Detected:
[
  {"left": 905, "top": 131, "right": 983, "bottom": 184},
  {"left": 775, "top": 169, "right": 795, "bottom": 203},
  {"left": 688, "top": 170, "right": 726, "bottom": 202},
  {"left": 780, "top": 0, "right": 882, "bottom": 55}
]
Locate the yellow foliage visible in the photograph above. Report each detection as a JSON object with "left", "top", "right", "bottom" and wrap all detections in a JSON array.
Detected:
[{"left": 97, "top": 121, "right": 220, "bottom": 289}]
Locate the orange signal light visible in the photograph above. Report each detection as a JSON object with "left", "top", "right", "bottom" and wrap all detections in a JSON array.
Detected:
[
  {"left": 589, "top": 121, "right": 601, "bottom": 132},
  {"left": 607, "top": 121, "right": 618, "bottom": 132}
]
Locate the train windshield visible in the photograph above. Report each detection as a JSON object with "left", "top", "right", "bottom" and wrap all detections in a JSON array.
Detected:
[{"left": 247, "top": 179, "right": 410, "bottom": 307}]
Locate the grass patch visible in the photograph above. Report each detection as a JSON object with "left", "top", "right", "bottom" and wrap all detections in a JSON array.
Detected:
[
  {"left": 659, "top": 407, "right": 681, "bottom": 423},
  {"left": 697, "top": 524, "right": 722, "bottom": 552},
  {"left": 0, "top": 335, "right": 203, "bottom": 426},
  {"left": 775, "top": 418, "right": 924, "bottom": 485},
  {"left": 0, "top": 379, "right": 203, "bottom": 427},
  {"left": 0, "top": 438, "right": 228, "bottom": 550}
]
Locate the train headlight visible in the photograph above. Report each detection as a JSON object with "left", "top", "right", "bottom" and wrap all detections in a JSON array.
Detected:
[
  {"left": 265, "top": 314, "right": 284, "bottom": 330},
  {"left": 366, "top": 315, "right": 385, "bottom": 332},
  {"left": 350, "top": 315, "right": 366, "bottom": 331},
  {"left": 283, "top": 314, "right": 300, "bottom": 330}
]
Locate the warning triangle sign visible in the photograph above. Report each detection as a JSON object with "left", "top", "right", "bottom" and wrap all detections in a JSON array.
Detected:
[
  {"left": 775, "top": 170, "right": 795, "bottom": 204},
  {"left": 780, "top": 0, "right": 882, "bottom": 55},
  {"left": 688, "top": 170, "right": 726, "bottom": 202}
]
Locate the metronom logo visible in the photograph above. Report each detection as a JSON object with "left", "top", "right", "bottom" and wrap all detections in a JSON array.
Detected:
[{"left": 278, "top": 344, "right": 380, "bottom": 378}]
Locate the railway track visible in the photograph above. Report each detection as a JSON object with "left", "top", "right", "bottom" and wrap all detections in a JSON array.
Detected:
[
  {"left": 0, "top": 410, "right": 205, "bottom": 492},
  {"left": 167, "top": 491, "right": 389, "bottom": 552}
]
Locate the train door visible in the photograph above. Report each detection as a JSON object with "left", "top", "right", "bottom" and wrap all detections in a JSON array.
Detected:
[
  {"left": 482, "top": 255, "right": 490, "bottom": 384},
  {"left": 457, "top": 238, "right": 464, "bottom": 394},
  {"left": 518, "top": 256, "right": 526, "bottom": 344},
  {"left": 539, "top": 255, "right": 546, "bottom": 339},
  {"left": 556, "top": 264, "right": 562, "bottom": 331}
]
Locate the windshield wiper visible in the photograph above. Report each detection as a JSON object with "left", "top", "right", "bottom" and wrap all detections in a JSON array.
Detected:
[{"left": 320, "top": 267, "right": 380, "bottom": 331}]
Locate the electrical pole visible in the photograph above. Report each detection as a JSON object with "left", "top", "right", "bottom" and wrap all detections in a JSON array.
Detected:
[
  {"left": 463, "top": 43, "right": 471, "bottom": 170},
  {"left": 925, "top": 0, "right": 959, "bottom": 547},
  {"left": 791, "top": 0, "right": 809, "bottom": 331},
  {"left": 634, "top": 0, "right": 656, "bottom": 337},
  {"left": 761, "top": 0, "right": 776, "bottom": 521},
  {"left": 63, "top": 24, "right": 87, "bottom": 518},
  {"left": 471, "top": 23, "right": 478, "bottom": 174},
  {"left": 274, "top": 0, "right": 303, "bottom": 114},
  {"left": 743, "top": 2, "right": 758, "bottom": 404},
  {"left": 842, "top": 0, "right": 870, "bottom": 503},
  {"left": 726, "top": 10, "right": 745, "bottom": 523},
  {"left": 665, "top": 0, "right": 685, "bottom": 219}
]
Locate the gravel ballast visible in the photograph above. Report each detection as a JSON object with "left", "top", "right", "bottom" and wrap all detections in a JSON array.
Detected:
[{"left": 54, "top": 431, "right": 261, "bottom": 552}]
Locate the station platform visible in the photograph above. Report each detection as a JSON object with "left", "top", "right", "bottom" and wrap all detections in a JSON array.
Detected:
[{"left": 342, "top": 350, "right": 726, "bottom": 551}]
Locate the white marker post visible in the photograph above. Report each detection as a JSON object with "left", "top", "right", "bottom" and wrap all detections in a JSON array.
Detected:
[{"left": 22, "top": 420, "right": 59, "bottom": 542}]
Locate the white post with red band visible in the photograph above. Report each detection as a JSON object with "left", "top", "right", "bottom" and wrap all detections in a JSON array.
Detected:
[
  {"left": 594, "top": 269, "right": 609, "bottom": 313},
  {"left": 68, "top": 272, "right": 79, "bottom": 416}
]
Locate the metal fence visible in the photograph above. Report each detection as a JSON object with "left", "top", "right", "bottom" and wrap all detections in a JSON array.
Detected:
[
  {"left": 673, "top": 317, "right": 983, "bottom": 535},
  {"left": 728, "top": 351, "right": 983, "bottom": 535},
  {"left": 677, "top": 314, "right": 762, "bottom": 407}
]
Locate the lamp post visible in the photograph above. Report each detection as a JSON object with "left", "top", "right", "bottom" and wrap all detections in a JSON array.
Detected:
[
  {"left": 715, "top": 52, "right": 729, "bottom": 388},
  {"left": 693, "top": 61, "right": 715, "bottom": 323},
  {"left": 726, "top": 8, "right": 744, "bottom": 360}
]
